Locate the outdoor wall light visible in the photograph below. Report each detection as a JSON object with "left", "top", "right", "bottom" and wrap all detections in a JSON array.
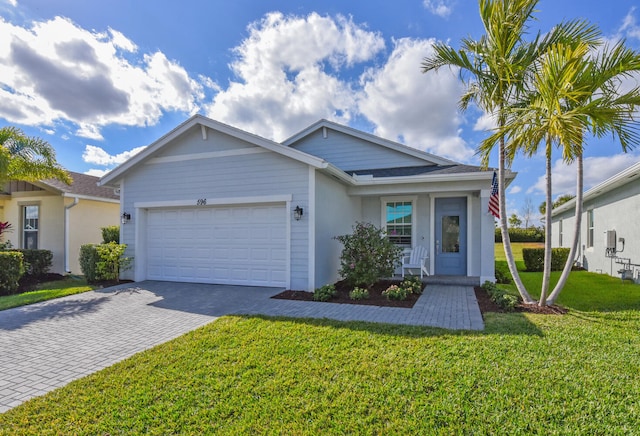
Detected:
[
  {"left": 293, "top": 205, "right": 304, "bottom": 221},
  {"left": 121, "top": 212, "right": 131, "bottom": 224}
]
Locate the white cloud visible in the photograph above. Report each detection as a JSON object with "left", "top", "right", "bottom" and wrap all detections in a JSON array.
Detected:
[
  {"left": 509, "top": 185, "right": 522, "bottom": 194},
  {"left": 620, "top": 7, "right": 640, "bottom": 40},
  {"left": 473, "top": 112, "right": 497, "bottom": 132},
  {"left": 423, "top": 0, "right": 455, "bottom": 18},
  {"left": 82, "top": 144, "right": 146, "bottom": 166},
  {"left": 0, "top": 16, "right": 207, "bottom": 139},
  {"left": 84, "top": 168, "right": 109, "bottom": 177},
  {"left": 528, "top": 153, "right": 640, "bottom": 197},
  {"left": 205, "top": 12, "right": 385, "bottom": 141},
  {"left": 359, "top": 38, "right": 472, "bottom": 161}
]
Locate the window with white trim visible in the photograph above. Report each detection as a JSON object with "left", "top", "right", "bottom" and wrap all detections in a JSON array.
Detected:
[
  {"left": 587, "top": 210, "right": 594, "bottom": 248},
  {"left": 384, "top": 200, "right": 413, "bottom": 247},
  {"left": 23, "top": 205, "right": 39, "bottom": 249},
  {"left": 559, "top": 219, "right": 563, "bottom": 246}
]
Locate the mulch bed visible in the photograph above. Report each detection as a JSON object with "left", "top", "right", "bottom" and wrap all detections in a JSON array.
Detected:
[
  {"left": 16, "top": 273, "right": 65, "bottom": 293},
  {"left": 272, "top": 279, "right": 421, "bottom": 308},
  {"left": 272, "top": 280, "right": 567, "bottom": 315}
]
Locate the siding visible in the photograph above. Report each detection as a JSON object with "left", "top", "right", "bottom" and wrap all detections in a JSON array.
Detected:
[
  {"left": 120, "top": 129, "right": 310, "bottom": 289},
  {"left": 314, "top": 172, "right": 361, "bottom": 288},
  {"left": 290, "top": 129, "right": 430, "bottom": 171},
  {"left": 552, "top": 181, "right": 640, "bottom": 277}
]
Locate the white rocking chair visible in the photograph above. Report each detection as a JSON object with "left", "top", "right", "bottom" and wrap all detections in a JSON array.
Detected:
[{"left": 401, "top": 245, "right": 430, "bottom": 278}]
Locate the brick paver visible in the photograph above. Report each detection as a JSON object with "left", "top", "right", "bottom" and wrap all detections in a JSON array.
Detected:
[{"left": 0, "top": 280, "right": 482, "bottom": 412}]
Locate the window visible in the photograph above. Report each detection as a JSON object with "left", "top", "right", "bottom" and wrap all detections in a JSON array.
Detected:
[
  {"left": 559, "top": 219, "right": 563, "bottom": 246},
  {"left": 587, "top": 210, "right": 594, "bottom": 248},
  {"left": 23, "top": 205, "right": 39, "bottom": 249},
  {"left": 385, "top": 200, "right": 413, "bottom": 246}
]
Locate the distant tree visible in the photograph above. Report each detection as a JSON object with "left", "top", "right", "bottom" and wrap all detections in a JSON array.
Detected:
[
  {"left": 508, "top": 213, "right": 522, "bottom": 228},
  {"left": 520, "top": 197, "right": 535, "bottom": 228},
  {"left": 0, "top": 126, "right": 70, "bottom": 184},
  {"left": 539, "top": 194, "right": 575, "bottom": 215}
]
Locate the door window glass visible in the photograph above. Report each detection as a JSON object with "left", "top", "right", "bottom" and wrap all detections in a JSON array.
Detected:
[{"left": 442, "top": 215, "right": 459, "bottom": 253}]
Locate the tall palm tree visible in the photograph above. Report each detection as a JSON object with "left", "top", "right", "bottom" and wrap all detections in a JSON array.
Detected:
[
  {"left": 421, "top": 0, "right": 598, "bottom": 304},
  {"left": 0, "top": 126, "right": 71, "bottom": 185},
  {"left": 484, "top": 40, "right": 640, "bottom": 306}
]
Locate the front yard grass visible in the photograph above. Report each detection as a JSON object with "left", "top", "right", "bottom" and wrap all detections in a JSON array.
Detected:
[
  {"left": 1, "top": 276, "right": 640, "bottom": 433},
  {"left": 0, "top": 278, "right": 94, "bottom": 311}
]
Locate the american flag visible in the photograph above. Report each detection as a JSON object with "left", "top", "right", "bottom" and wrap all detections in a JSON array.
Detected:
[{"left": 488, "top": 171, "right": 500, "bottom": 219}]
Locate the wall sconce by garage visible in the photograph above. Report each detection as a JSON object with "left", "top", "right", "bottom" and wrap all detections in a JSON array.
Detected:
[
  {"left": 293, "top": 205, "right": 304, "bottom": 221},
  {"left": 121, "top": 212, "right": 131, "bottom": 224}
]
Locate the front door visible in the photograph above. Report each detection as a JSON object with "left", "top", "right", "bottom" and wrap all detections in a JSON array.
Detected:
[{"left": 435, "top": 197, "right": 467, "bottom": 275}]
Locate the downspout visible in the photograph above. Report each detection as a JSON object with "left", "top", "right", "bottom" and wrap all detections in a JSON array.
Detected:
[{"left": 64, "top": 197, "right": 80, "bottom": 273}]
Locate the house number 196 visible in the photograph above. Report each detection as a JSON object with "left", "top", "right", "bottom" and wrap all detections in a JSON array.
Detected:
[{"left": 196, "top": 198, "right": 207, "bottom": 206}]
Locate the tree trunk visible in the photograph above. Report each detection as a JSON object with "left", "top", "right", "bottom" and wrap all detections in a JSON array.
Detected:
[
  {"left": 499, "top": 136, "right": 535, "bottom": 304},
  {"left": 539, "top": 140, "right": 553, "bottom": 307},
  {"left": 547, "top": 153, "right": 583, "bottom": 305}
]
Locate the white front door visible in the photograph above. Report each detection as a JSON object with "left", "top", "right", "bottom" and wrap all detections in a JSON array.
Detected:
[{"left": 145, "top": 204, "right": 287, "bottom": 287}]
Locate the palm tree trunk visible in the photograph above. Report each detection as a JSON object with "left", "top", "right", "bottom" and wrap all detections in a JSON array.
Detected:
[
  {"left": 499, "top": 137, "right": 535, "bottom": 304},
  {"left": 547, "top": 153, "right": 583, "bottom": 305},
  {"left": 539, "top": 140, "right": 553, "bottom": 307}
]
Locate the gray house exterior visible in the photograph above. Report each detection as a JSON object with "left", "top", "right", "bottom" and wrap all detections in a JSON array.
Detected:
[
  {"left": 551, "top": 161, "right": 640, "bottom": 280},
  {"left": 100, "top": 115, "right": 507, "bottom": 290}
]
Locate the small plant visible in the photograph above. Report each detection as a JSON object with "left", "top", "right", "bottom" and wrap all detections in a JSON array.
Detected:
[
  {"left": 401, "top": 276, "right": 424, "bottom": 294},
  {"left": 0, "top": 222, "right": 13, "bottom": 250},
  {"left": 101, "top": 225, "right": 120, "bottom": 244},
  {"left": 382, "top": 284, "right": 409, "bottom": 301},
  {"left": 313, "top": 284, "right": 337, "bottom": 302},
  {"left": 349, "top": 287, "right": 370, "bottom": 300},
  {"left": 494, "top": 263, "right": 512, "bottom": 284},
  {"left": 481, "top": 281, "right": 519, "bottom": 311}
]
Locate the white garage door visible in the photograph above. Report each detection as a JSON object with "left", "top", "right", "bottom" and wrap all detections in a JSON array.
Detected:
[{"left": 146, "top": 204, "right": 287, "bottom": 287}]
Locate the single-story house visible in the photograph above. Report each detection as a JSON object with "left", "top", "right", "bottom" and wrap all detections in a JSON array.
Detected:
[
  {"left": 551, "top": 160, "right": 640, "bottom": 280},
  {"left": 99, "top": 115, "right": 512, "bottom": 290},
  {"left": 0, "top": 171, "right": 120, "bottom": 274}
]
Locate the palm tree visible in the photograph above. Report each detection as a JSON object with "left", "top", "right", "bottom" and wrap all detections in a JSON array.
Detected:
[
  {"left": 0, "top": 126, "right": 71, "bottom": 185},
  {"left": 421, "top": 0, "right": 598, "bottom": 304},
  {"left": 484, "top": 40, "right": 640, "bottom": 306}
]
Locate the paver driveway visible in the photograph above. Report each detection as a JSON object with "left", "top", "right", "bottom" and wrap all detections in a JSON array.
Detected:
[{"left": 0, "top": 280, "right": 482, "bottom": 412}]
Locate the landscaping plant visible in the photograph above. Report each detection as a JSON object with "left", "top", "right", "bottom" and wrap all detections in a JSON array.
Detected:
[
  {"left": 348, "top": 287, "right": 369, "bottom": 301},
  {"left": 382, "top": 284, "right": 409, "bottom": 301},
  {"left": 313, "top": 284, "right": 336, "bottom": 302},
  {"left": 335, "top": 222, "right": 402, "bottom": 288}
]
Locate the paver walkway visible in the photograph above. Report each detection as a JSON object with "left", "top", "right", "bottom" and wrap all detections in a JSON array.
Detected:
[{"left": 0, "top": 281, "right": 482, "bottom": 412}]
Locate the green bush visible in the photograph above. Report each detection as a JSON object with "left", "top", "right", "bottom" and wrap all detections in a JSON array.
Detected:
[
  {"left": 522, "top": 248, "right": 571, "bottom": 272},
  {"left": 335, "top": 222, "right": 402, "bottom": 288},
  {"left": 382, "top": 284, "right": 409, "bottom": 301},
  {"left": 79, "top": 243, "right": 131, "bottom": 283},
  {"left": 313, "top": 284, "right": 337, "bottom": 302},
  {"left": 101, "top": 226, "right": 120, "bottom": 244},
  {"left": 495, "top": 227, "right": 545, "bottom": 242},
  {"left": 400, "top": 276, "right": 424, "bottom": 294},
  {"left": 349, "top": 287, "right": 370, "bottom": 300},
  {"left": 0, "top": 251, "right": 25, "bottom": 295},
  {"left": 495, "top": 263, "right": 512, "bottom": 284},
  {"left": 481, "top": 281, "right": 519, "bottom": 311},
  {"left": 12, "top": 249, "right": 52, "bottom": 277}
]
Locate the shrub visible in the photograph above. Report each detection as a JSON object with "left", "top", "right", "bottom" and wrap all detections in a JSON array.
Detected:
[
  {"left": 79, "top": 243, "right": 131, "bottom": 283},
  {"left": 313, "top": 284, "right": 337, "bottom": 302},
  {"left": 382, "top": 284, "right": 409, "bottom": 301},
  {"left": 335, "top": 222, "right": 402, "bottom": 288},
  {"left": 101, "top": 226, "right": 120, "bottom": 244},
  {"left": 522, "top": 248, "right": 571, "bottom": 272},
  {"left": 495, "top": 227, "right": 545, "bottom": 242},
  {"left": 481, "top": 281, "right": 519, "bottom": 311},
  {"left": 494, "top": 263, "right": 512, "bottom": 284},
  {"left": 12, "top": 249, "right": 52, "bottom": 277},
  {"left": 349, "top": 287, "right": 370, "bottom": 300},
  {"left": 401, "top": 276, "right": 424, "bottom": 294},
  {"left": 0, "top": 251, "right": 25, "bottom": 295}
]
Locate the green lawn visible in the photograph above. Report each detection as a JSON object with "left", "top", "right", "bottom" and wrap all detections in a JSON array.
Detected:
[
  {"left": 0, "top": 278, "right": 94, "bottom": 311},
  {"left": 1, "top": 254, "right": 639, "bottom": 434}
]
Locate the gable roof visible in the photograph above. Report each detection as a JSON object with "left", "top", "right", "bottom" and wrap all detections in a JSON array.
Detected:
[
  {"left": 552, "top": 160, "right": 640, "bottom": 216},
  {"left": 99, "top": 114, "right": 329, "bottom": 187},
  {"left": 282, "top": 119, "right": 456, "bottom": 166},
  {"left": 2, "top": 171, "right": 119, "bottom": 202}
]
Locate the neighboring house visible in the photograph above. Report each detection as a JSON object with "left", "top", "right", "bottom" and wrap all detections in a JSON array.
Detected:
[
  {"left": 0, "top": 171, "right": 120, "bottom": 274},
  {"left": 551, "top": 161, "right": 640, "bottom": 280},
  {"left": 99, "top": 115, "right": 513, "bottom": 290}
]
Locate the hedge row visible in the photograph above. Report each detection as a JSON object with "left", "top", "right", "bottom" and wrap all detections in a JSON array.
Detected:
[
  {"left": 522, "top": 247, "right": 571, "bottom": 272},
  {"left": 11, "top": 249, "right": 52, "bottom": 276},
  {"left": 0, "top": 251, "right": 25, "bottom": 295},
  {"left": 79, "top": 243, "right": 130, "bottom": 283},
  {"left": 495, "top": 227, "right": 544, "bottom": 243}
]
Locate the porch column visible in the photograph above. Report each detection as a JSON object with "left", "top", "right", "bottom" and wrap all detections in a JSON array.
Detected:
[{"left": 479, "top": 189, "right": 496, "bottom": 283}]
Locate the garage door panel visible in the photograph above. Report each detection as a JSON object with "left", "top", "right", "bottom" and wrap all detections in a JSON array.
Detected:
[{"left": 146, "top": 205, "right": 287, "bottom": 287}]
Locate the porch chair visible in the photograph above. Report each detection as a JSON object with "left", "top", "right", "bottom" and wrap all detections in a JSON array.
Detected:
[{"left": 401, "top": 245, "right": 430, "bottom": 278}]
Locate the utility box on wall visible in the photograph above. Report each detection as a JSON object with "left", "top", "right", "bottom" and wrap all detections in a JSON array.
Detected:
[{"left": 605, "top": 230, "right": 617, "bottom": 250}]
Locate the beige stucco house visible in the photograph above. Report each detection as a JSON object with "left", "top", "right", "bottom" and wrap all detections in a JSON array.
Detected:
[{"left": 0, "top": 171, "right": 120, "bottom": 274}]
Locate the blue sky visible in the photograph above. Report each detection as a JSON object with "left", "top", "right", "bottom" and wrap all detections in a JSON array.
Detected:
[{"left": 1, "top": 0, "right": 639, "bottom": 222}]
